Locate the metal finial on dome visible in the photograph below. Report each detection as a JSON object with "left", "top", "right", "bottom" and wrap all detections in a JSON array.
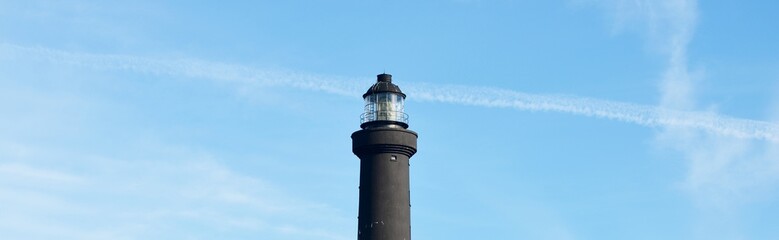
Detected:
[{"left": 377, "top": 73, "right": 392, "bottom": 82}]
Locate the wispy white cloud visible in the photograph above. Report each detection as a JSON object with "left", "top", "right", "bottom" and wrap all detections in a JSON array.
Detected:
[
  {"left": 0, "top": 142, "right": 351, "bottom": 240},
  {"left": 0, "top": 163, "right": 84, "bottom": 184},
  {"left": 2, "top": 42, "right": 777, "bottom": 143},
  {"left": 589, "top": 0, "right": 779, "bottom": 238}
]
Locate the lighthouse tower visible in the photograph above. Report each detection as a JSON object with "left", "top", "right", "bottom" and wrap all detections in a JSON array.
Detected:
[{"left": 352, "top": 73, "right": 418, "bottom": 240}]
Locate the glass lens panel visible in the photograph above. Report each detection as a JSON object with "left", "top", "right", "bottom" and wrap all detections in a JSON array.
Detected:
[{"left": 361, "top": 92, "right": 407, "bottom": 124}]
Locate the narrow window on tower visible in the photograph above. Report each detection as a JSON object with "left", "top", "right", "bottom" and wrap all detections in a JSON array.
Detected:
[{"left": 390, "top": 155, "right": 397, "bottom": 162}]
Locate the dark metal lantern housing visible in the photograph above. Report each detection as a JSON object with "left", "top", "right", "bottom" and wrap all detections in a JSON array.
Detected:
[{"left": 360, "top": 73, "right": 409, "bottom": 129}]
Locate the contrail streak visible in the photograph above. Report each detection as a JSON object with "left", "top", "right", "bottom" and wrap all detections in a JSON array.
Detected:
[
  {"left": 3, "top": 43, "right": 777, "bottom": 142},
  {"left": 406, "top": 84, "right": 778, "bottom": 142}
]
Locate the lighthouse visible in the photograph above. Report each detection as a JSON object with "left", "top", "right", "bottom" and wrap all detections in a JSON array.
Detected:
[{"left": 352, "top": 73, "right": 418, "bottom": 240}]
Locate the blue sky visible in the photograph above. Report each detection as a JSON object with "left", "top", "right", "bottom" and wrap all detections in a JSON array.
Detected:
[{"left": 1, "top": 0, "right": 779, "bottom": 239}]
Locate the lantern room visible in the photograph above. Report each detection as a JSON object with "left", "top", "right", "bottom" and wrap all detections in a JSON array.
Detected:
[{"left": 360, "top": 73, "right": 409, "bottom": 129}]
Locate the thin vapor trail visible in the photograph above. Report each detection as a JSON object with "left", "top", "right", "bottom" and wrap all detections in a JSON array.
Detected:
[
  {"left": 407, "top": 84, "right": 779, "bottom": 142},
  {"left": 3, "top": 43, "right": 778, "bottom": 142}
]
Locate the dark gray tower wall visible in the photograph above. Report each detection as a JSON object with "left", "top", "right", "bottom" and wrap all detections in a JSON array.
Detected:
[
  {"left": 352, "top": 74, "right": 418, "bottom": 240},
  {"left": 352, "top": 128, "right": 417, "bottom": 239}
]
